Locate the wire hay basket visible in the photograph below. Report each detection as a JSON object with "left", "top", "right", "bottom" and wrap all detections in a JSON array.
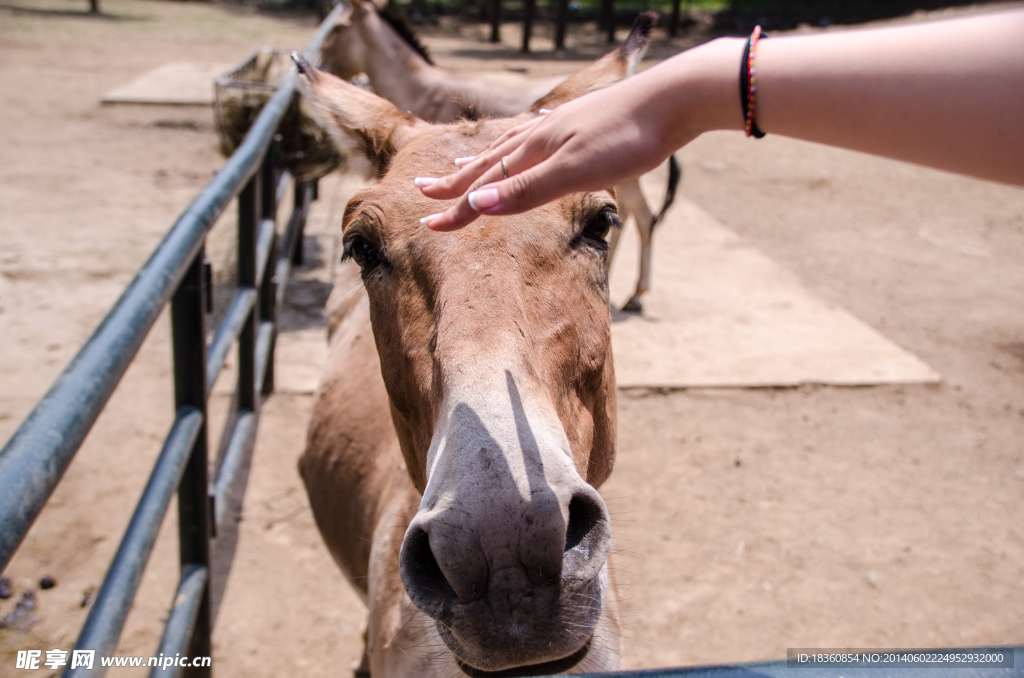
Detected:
[{"left": 214, "top": 48, "right": 344, "bottom": 181}]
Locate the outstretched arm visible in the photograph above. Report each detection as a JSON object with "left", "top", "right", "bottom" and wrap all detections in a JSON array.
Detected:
[{"left": 418, "top": 9, "right": 1024, "bottom": 231}]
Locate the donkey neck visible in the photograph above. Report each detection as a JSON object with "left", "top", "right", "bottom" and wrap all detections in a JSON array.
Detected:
[
  {"left": 359, "top": 18, "right": 468, "bottom": 123},
  {"left": 361, "top": 20, "right": 434, "bottom": 106}
]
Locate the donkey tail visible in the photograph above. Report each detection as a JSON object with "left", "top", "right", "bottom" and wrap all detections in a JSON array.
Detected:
[{"left": 653, "top": 154, "right": 682, "bottom": 229}]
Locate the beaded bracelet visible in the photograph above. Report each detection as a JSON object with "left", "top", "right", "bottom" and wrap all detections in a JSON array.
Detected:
[{"left": 739, "top": 25, "right": 767, "bottom": 138}]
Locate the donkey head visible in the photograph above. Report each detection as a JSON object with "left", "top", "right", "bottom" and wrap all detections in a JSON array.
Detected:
[
  {"left": 320, "top": 0, "right": 434, "bottom": 81},
  {"left": 296, "top": 22, "right": 652, "bottom": 674}
]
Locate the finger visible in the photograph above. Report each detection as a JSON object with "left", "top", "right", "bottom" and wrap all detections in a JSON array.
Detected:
[
  {"left": 422, "top": 143, "right": 575, "bottom": 231},
  {"left": 419, "top": 117, "right": 545, "bottom": 199},
  {"left": 420, "top": 150, "right": 515, "bottom": 231},
  {"left": 475, "top": 156, "right": 582, "bottom": 217},
  {"left": 420, "top": 122, "right": 537, "bottom": 199},
  {"left": 481, "top": 114, "right": 546, "bottom": 157}
]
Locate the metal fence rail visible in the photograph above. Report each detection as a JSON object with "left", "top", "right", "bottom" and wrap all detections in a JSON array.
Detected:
[
  {"left": 561, "top": 646, "right": 1022, "bottom": 678},
  {"left": 0, "top": 4, "right": 346, "bottom": 676}
]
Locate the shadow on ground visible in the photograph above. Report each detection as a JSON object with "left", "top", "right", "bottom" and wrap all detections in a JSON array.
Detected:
[
  {"left": 278, "top": 236, "right": 332, "bottom": 333},
  {"left": 0, "top": 2, "right": 142, "bottom": 19}
]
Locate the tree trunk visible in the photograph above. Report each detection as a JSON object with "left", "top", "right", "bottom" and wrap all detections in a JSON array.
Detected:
[{"left": 90, "top": 0, "right": 99, "bottom": 13}]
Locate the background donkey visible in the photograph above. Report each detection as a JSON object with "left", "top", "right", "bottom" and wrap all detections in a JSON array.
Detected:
[
  {"left": 295, "top": 22, "right": 654, "bottom": 678},
  {"left": 320, "top": 0, "right": 680, "bottom": 312}
]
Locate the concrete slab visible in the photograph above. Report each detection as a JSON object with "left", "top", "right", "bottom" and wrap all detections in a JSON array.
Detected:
[
  {"left": 273, "top": 328, "right": 328, "bottom": 394},
  {"left": 101, "top": 62, "right": 231, "bottom": 105},
  {"left": 609, "top": 193, "right": 940, "bottom": 388}
]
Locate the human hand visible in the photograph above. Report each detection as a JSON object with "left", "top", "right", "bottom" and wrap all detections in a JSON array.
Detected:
[
  {"left": 413, "top": 10, "right": 1024, "bottom": 231},
  {"left": 414, "top": 39, "right": 745, "bottom": 231},
  {"left": 415, "top": 77, "right": 680, "bottom": 231}
]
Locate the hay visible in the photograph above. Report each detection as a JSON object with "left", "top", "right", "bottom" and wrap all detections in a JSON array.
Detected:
[{"left": 215, "top": 48, "right": 344, "bottom": 181}]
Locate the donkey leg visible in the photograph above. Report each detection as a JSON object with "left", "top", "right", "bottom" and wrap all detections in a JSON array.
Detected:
[
  {"left": 625, "top": 215, "right": 654, "bottom": 313},
  {"left": 349, "top": 615, "right": 371, "bottom": 678},
  {"left": 353, "top": 640, "right": 371, "bottom": 678},
  {"left": 616, "top": 179, "right": 654, "bottom": 313}
]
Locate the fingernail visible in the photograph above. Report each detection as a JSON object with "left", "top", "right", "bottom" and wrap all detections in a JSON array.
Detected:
[
  {"left": 468, "top": 188, "right": 500, "bottom": 213},
  {"left": 420, "top": 213, "right": 444, "bottom": 226},
  {"left": 414, "top": 177, "right": 438, "bottom": 189},
  {"left": 538, "top": 108, "right": 552, "bottom": 115},
  {"left": 454, "top": 156, "right": 476, "bottom": 168}
]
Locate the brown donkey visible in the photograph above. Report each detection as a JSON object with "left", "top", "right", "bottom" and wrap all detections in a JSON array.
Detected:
[
  {"left": 293, "top": 28, "right": 649, "bottom": 678},
  {"left": 320, "top": 0, "right": 679, "bottom": 312}
]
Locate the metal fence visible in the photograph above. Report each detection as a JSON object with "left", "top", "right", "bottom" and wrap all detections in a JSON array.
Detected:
[{"left": 0, "top": 4, "right": 345, "bottom": 676}]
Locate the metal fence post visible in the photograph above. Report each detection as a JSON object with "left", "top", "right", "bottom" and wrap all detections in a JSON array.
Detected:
[
  {"left": 238, "top": 175, "right": 260, "bottom": 413},
  {"left": 170, "top": 249, "right": 212, "bottom": 678},
  {"left": 521, "top": 0, "right": 536, "bottom": 52},
  {"left": 291, "top": 179, "right": 307, "bottom": 267},
  {"left": 601, "top": 0, "right": 614, "bottom": 43},
  {"left": 555, "top": 0, "right": 569, "bottom": 50},
  {"left": 259, "top": 143, "right": 279, "bottom": 395},
  {"left": 489, "top": 0, "right": 501, "bottom": 43}
]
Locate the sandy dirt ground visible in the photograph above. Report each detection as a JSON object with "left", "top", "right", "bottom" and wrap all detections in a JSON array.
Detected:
[{"left": 1, "top": 0, "right": 1023, "bottom": 675}]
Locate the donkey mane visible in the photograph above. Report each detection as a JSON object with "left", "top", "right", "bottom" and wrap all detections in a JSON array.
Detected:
[{"left": 378, "top": 6, "right": 434, "bottom": 66}]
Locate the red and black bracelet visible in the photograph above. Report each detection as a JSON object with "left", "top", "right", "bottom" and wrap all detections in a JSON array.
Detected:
[{"left": 739, "top": 25, "right": 767, "bottom": 138}]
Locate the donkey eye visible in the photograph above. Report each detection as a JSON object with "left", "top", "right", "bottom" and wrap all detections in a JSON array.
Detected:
[
  {"left": 343, "top": 235, "right": 381, "bottom": 270},
  {"left": 582, "top": 208, "right": 622, "bottom": 242}
]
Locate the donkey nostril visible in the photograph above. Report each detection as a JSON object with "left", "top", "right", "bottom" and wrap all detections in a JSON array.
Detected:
[
  {"left": 565, "top": 492, "right": 606, "bottom": 552},
  {"left": 400, "top": 526, "right": 456, "bottom": 613},
  {"left": 562, "top": 491, "right": 611, "bottom": 584}
]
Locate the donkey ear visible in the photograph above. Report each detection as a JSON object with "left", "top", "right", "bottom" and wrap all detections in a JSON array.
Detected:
[
  {"left": 530, "top": 11, "right": 658, "bottom": 112},
  {"left": 334, "top": 6, "right": 352, "bottom": 27},
  {"left": 293, "top": 54, "right": 425, "bottom": 180},
  {"left": 350, "top": 0, "right": 386, "bottom": 17}
]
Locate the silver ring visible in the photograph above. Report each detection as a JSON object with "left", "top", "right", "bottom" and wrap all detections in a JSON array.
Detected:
[{"left": 500, "top": 156, "right": 509, "bottom": 180}]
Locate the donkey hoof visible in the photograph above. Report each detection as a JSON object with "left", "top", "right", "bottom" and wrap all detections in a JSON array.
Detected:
[
  {"left": 622, "top": 297, "right": 643, "bottom": 313},
  {"left": 351, "top": 649, "right": 370, "bottom": 678}
]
